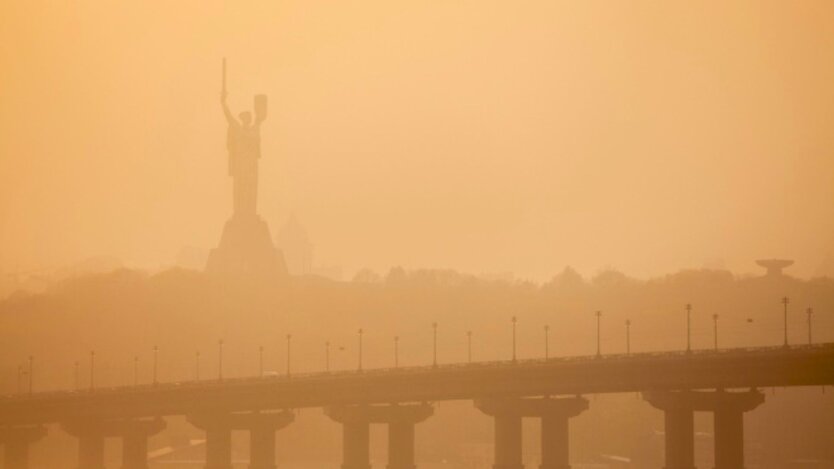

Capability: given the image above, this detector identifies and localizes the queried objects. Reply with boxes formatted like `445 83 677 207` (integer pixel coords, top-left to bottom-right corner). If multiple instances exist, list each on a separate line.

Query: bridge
0 343 832 469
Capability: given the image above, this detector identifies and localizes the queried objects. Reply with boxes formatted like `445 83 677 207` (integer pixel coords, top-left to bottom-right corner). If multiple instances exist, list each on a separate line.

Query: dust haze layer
2 1 834 280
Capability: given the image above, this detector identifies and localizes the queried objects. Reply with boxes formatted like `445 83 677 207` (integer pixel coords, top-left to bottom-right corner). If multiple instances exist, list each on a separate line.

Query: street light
90 351 96 391
544 325 550 360
286 334 292 378
28 355 33 395
218 340 224 381
325 341 330 372
432 322 438 368
781 296 790 347
394 336 399 368
712 314 719 351
259 346 264 378
685 304 692 353
511 316 517 362
153 345 158 385
807 307 813 345
358 329 364 372
595 311 602 358
467 331 472 363
625 320 631 355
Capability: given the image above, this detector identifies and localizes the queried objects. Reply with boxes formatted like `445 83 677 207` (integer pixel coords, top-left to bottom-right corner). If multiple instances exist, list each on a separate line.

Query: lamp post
467 331 472 363
153 345 158 385
511 316 517 362
325 341 330 372
595 311 602 358
712 314 719 351
259 346 264 378
625 320 631 355
218 340 224 381
28 355 33 395
394 336 399 368
90 351 95 391
685 304 692 353
358 329 364 372
544 325 550 359
432 322 438 368
806 307 813 345
286 334 292 378
782 296 790 347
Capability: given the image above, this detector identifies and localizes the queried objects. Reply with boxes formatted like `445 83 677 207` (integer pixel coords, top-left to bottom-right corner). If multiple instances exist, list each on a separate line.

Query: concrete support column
205 425 232 469
539 398 588 469
77 433 106 469
664 407 696 469
0 426 47 469
644 389 764 469
477 397 588 469
327 403 433 469
122 432 148 469
190 411 295 469
250 425 276 469
540 415 569 469
188 414 233 469
386 405 432 469
62 421 106 469
644 392 697 469
246 412 294 469
119 419 166 469
713 409 743 469
342 420 371 469
387 421 415 469
712 390 763 469
493 414 523 469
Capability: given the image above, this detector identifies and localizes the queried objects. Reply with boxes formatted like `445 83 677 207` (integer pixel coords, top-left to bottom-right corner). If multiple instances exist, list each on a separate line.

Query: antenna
222 58 227 95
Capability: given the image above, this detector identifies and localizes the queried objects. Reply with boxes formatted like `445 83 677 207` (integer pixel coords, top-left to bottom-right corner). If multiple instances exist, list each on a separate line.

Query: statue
206 59 288 279
221 79 266 216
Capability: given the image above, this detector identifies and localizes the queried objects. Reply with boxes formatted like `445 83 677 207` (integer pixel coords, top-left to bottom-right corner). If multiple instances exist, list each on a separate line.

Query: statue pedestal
206 213 288 279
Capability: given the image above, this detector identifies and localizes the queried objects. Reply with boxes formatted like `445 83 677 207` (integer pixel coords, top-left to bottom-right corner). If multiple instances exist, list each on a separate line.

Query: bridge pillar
327 403 434 469
0 426 47 469
62 421 107 469
476 397 588 469
385 405 433 469
189 411 295 469
64 418 166 469
188 413 234 469
117 419 166 469
712 390 764 469
240 411 294 469
644 389 764 469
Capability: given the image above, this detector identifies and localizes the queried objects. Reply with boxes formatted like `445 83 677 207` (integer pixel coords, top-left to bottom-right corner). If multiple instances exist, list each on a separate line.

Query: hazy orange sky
1 1 833 280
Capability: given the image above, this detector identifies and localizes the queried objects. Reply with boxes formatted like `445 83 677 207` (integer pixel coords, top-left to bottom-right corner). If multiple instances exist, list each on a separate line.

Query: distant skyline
2 2 833 281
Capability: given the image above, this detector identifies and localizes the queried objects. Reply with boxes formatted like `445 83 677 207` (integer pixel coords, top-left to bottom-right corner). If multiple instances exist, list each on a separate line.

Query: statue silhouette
206 59 287 279
222 91 266 216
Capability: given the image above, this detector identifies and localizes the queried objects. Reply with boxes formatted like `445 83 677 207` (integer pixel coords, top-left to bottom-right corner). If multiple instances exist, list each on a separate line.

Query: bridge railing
2 342 832 402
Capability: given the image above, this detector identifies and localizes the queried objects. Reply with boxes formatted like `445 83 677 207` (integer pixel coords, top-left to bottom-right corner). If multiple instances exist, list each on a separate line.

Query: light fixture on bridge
781 297 790 347
432 322 438 368
625 320 631 355
595 311 602 358
358 328 364 372
685 304 693 353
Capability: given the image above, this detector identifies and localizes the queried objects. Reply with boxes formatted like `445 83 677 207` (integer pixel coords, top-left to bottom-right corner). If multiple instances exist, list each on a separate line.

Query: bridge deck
0 344 832 425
